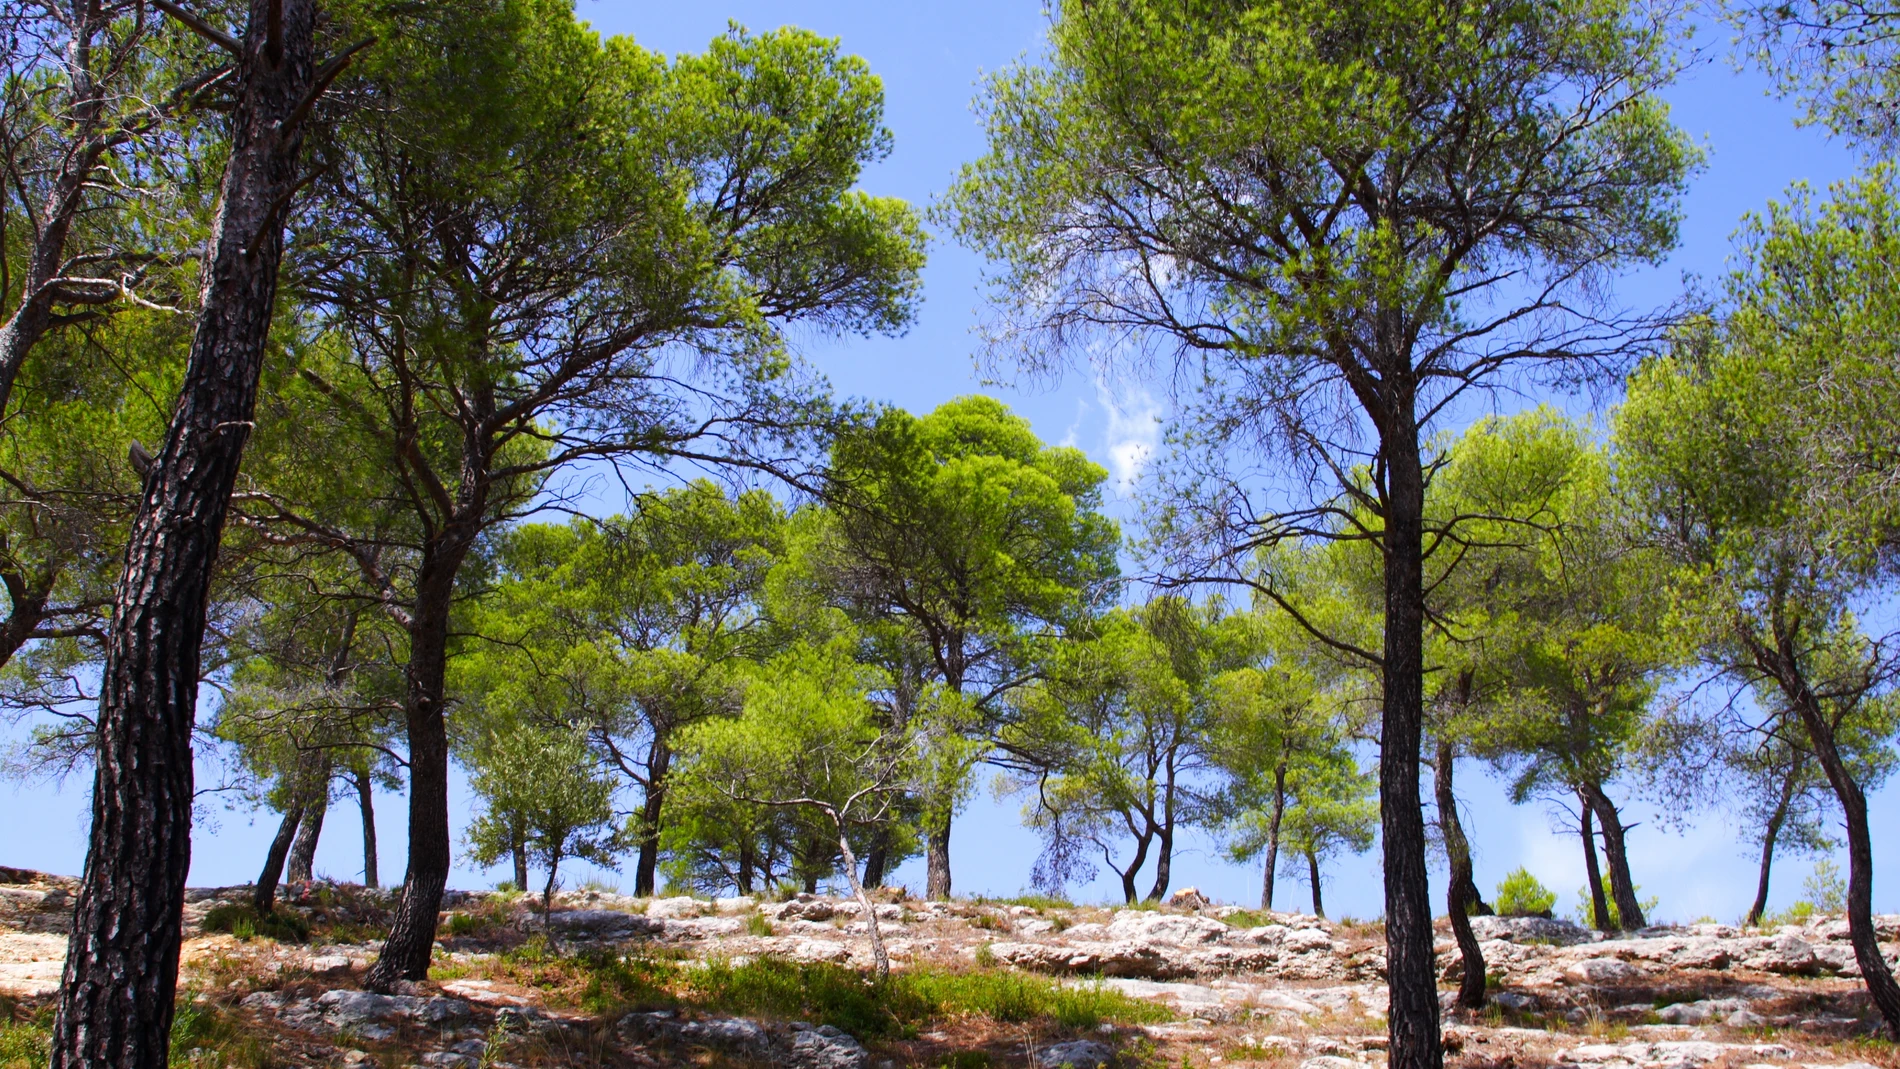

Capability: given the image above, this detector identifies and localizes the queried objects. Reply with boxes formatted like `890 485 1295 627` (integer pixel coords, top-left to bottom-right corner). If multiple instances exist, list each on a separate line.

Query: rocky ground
2 865 1897 1069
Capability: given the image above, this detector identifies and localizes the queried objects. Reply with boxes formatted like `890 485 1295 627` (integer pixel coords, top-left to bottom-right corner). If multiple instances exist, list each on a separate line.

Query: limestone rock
1039 1039 1115 1068
1470 916 1595 946
1565 958 1643 984
1168 887 1211 910
645 896 708 919
1656 999 1748 1025
786 1023 868 1069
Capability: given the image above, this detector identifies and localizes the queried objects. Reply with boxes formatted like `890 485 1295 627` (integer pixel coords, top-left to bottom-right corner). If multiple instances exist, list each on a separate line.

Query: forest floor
3 866 1898 1069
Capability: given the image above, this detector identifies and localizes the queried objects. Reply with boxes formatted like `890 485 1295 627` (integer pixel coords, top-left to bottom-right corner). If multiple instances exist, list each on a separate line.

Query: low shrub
744 912 774 937
168 995 272 1069
1571 878 1659 929
1494 868 1557 918
201 904 310 943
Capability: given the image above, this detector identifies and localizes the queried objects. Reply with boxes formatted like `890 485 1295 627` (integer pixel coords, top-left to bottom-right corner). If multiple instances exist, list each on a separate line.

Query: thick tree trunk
925 820 952 900
365 550 471 991
254 805 304 916
1582 782 1645 929
1747 758 1799 927
633 737 670 897
1307 848 1324 918
1378 429 1439 1069
737 840 755 896
50 8 320 1068
1261 764 1287 910
354 767 379 888
1580 800 1610 930
1761 632 1900 1038
286 776 328 883
511 834 528 894
860 826 890 889
1434 741 1485 1009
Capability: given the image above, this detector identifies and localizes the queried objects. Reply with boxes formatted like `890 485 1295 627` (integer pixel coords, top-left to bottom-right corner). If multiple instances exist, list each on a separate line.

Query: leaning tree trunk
1306 848 1325 918
1435 739 1485 1010
365 542 477 991
1147 782 1177 903
1378 427 1440 1069
354 766 379 888
1763 633 1900 1038
1747 756 1800 927
832 822 890 981
286 772 329 883
1261 764 1287 910
1582 782 1645 929
1579 798 1610 930
50 7 320 1068
254 805 305 916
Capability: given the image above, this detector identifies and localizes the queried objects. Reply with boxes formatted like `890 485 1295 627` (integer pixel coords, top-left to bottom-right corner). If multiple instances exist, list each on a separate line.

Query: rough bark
1435 740 1485 1010
1582 781 1645 929
1578 800 1610 929
924 821 952 901
253 805 304 916
1747 757 1800 927
365 543 475 990
286 775 328 883
511 835 528 894
632 737 670 897
1756 631 1900 1038
50 6 321 1067
1306 848 1324 918
353 766 378 888
1261 764 1287 910
1377 429 1440 1069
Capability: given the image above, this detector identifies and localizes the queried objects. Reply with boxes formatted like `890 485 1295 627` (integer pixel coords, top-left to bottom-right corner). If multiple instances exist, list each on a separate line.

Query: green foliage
167 996 271 1069
200 904 311 943
1804 859 1847 914
1573 878 1658 929
745 912 775 937
1495 868 1559 918
464 724 623 904
681 958 1170 1039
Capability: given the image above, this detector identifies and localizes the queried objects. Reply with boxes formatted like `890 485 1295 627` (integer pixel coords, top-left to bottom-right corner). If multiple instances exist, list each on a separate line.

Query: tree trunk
1580 795 1610 930
1307 848 1324 918
737 840 756 896
51 8 321 1067
365 548 472 991
925 820 952 901
354 766 378 888
1377 428 1439 1069
286 775 328 883
861 826 890 889
511 832 528 894
1747 757 1799 927
633 737 670 897
253 805 304 916
1434 740 1485 1010
833 822 890 981
1582 782 1645 929
1117 827 1153 905
1261 763 1287 910
1146 822 1174 903
1761 632 1900 1038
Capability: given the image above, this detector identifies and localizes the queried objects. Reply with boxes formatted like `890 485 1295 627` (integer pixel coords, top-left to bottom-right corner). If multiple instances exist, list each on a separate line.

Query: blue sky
6 1 1892 922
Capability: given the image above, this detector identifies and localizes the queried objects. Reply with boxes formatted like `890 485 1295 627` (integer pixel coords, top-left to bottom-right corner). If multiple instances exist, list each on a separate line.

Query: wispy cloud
1094 376 1162 495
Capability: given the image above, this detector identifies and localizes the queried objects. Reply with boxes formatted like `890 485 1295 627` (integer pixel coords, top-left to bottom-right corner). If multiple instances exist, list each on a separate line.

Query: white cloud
1094 376 1162 495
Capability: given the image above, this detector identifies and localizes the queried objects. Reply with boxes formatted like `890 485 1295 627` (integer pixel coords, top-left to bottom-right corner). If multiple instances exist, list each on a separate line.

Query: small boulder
1040 1039 1115 1069
1167 887 1211 910
787 1023 868 1069
1564 958 1642 984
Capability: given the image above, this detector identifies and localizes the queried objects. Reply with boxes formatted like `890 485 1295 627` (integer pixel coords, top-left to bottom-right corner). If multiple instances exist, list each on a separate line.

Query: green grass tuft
201 904 310 943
